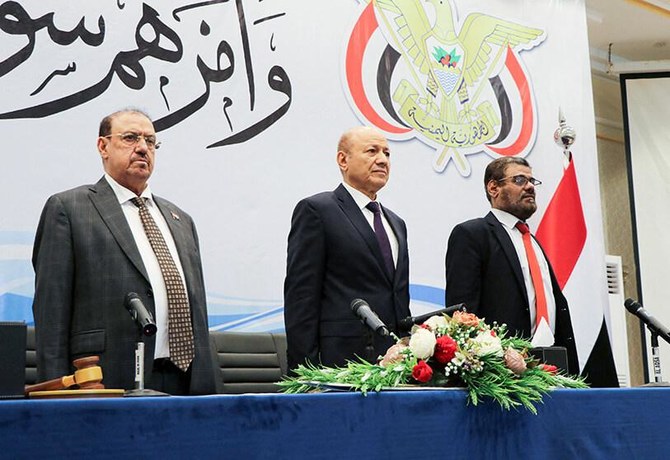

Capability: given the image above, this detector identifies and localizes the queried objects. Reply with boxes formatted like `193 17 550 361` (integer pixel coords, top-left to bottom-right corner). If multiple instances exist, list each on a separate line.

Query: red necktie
515 222 548 329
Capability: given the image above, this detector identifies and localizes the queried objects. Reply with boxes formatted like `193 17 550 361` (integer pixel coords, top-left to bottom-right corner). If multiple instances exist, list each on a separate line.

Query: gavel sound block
24 356 104 395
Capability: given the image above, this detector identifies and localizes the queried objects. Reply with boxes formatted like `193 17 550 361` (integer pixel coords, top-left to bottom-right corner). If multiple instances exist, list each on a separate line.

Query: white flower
472 330 503 357
451 351 467 366
423 315 448 331
409 328 436 360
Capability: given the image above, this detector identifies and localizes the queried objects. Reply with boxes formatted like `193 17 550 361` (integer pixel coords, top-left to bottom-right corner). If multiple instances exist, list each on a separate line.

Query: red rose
412 360 433 383
433 335 458 364
540 364 558 375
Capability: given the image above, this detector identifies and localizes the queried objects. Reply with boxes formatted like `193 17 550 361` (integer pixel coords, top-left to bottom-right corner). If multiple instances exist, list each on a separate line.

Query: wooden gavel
25 356 104 395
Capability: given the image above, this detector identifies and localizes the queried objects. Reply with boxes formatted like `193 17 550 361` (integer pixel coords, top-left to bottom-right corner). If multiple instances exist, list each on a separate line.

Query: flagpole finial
553 107 576 160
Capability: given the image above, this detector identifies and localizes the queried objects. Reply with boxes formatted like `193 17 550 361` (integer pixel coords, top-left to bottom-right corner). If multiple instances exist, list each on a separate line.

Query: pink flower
504 348 527 375
434 335 458 364
412 360 433 383
452 311 480 328
379 343 409 367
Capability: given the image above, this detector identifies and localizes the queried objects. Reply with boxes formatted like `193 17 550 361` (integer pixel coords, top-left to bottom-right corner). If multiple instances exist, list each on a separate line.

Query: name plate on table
0 322 27 399
531 346 569 374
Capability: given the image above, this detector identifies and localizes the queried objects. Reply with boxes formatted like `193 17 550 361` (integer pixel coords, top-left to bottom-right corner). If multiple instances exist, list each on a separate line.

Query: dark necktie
131 197 194 371
515 221 548 330
366 201 395 277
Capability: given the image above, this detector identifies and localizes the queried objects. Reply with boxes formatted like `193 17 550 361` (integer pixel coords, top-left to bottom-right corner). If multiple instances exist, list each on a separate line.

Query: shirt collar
341 181 382 211
490 208 524 230
104 174 153 205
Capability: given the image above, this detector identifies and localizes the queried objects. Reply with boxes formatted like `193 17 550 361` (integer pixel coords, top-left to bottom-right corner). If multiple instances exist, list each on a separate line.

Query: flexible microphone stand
625 299 670 386
364 327 376 364
398 303 466 331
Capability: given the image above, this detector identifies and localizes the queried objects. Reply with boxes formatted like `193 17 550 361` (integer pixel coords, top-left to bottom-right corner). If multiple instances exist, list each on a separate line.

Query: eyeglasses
496 175 542 187
103 132 161 150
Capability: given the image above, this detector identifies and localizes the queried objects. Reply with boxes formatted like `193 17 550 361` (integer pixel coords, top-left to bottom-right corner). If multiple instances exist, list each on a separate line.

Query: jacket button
146 290 153 298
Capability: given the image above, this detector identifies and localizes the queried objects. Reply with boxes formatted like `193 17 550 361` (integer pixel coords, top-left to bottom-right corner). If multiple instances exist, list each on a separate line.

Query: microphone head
350 298 367 313
398 315 415 331
142 323 158 337
624 298 640 313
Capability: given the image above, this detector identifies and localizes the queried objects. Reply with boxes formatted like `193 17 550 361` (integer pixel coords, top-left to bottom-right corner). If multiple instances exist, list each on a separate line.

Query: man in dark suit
284 126 410 371
445 157 579 374
32 109 216 394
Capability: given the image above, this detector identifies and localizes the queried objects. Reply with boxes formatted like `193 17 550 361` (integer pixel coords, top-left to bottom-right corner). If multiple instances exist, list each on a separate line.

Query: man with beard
445 157 578 374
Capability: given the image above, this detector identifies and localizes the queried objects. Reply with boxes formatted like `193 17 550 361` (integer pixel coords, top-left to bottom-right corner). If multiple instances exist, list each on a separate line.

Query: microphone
124 292 158 337
398 303 467 331
350 299 390 337
625 298 670 344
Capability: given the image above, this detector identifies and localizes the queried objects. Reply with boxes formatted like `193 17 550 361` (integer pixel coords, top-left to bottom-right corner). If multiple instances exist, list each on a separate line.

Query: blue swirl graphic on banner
0 231 35 324
1 229 446 332
207 284 445 332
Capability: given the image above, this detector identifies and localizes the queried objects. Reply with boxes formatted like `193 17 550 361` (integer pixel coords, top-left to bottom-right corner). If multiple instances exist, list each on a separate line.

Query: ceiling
586 0 670 73
585 0 670 132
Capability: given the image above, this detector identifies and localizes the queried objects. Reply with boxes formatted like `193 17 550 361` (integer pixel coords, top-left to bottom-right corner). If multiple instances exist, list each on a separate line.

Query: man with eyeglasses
32 109 216 395
445 156 578 374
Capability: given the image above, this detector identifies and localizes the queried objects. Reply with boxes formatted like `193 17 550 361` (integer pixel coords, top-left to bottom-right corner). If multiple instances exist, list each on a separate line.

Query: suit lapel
88 177 149 282
384 207 406 284
155 197 184 240
485 212 528 303
154 197 192 282
334 185 393 284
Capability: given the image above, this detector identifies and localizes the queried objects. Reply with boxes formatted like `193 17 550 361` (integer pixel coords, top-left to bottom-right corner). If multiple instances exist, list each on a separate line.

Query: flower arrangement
279 311 587 413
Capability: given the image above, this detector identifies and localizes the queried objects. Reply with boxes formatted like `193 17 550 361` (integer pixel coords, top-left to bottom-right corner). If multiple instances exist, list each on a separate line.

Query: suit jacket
284 184 410 370
445 211 579 374
32 177 216 394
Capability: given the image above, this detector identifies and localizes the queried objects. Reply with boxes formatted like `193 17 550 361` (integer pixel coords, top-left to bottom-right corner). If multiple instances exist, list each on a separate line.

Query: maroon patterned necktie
131 197 194 371
366 201 395 276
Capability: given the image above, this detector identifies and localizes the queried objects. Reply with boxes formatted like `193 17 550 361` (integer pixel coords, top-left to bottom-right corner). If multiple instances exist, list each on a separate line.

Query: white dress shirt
342 182 399 267
105 174 188 359
490 208 556 340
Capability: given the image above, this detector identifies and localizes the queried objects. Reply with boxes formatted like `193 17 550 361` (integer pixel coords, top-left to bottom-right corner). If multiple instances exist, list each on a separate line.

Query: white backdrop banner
0 0 608 370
